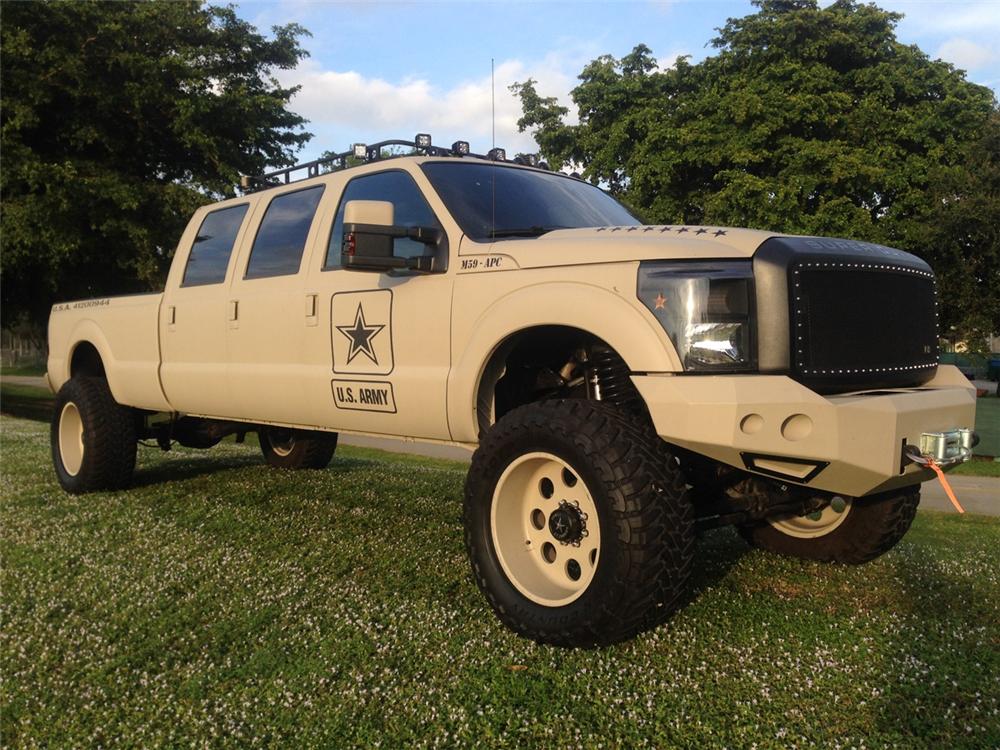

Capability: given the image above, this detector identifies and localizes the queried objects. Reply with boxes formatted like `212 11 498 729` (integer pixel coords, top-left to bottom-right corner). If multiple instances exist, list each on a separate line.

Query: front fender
447 277 681 443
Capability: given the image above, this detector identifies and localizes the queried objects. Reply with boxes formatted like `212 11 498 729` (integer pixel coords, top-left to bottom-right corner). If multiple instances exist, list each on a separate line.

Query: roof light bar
240 136 545 193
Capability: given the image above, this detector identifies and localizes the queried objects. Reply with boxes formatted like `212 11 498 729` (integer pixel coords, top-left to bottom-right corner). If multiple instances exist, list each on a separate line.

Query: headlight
638 261 756 372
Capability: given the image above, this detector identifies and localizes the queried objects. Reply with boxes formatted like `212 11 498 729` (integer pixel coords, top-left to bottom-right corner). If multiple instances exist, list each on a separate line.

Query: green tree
514 0 999 344
1 1 311 330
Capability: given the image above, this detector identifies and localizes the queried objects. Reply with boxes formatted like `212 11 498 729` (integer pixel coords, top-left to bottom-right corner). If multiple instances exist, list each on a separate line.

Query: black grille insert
791 261 938 390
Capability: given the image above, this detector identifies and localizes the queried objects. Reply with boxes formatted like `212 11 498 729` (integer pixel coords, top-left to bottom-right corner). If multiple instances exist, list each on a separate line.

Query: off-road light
415 133 432 149
487 147 506 161
524 153 539 167
451 140 470 155
352 143 367 160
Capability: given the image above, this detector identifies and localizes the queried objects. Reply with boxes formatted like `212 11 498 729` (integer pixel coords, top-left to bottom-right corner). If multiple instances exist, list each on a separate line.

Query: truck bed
47 293 171 412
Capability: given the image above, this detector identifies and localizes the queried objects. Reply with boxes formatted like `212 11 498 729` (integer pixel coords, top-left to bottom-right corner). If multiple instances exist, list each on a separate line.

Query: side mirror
341 199 443 273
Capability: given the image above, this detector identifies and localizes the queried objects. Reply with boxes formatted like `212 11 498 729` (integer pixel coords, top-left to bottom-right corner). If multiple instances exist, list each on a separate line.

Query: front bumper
632 365 976 497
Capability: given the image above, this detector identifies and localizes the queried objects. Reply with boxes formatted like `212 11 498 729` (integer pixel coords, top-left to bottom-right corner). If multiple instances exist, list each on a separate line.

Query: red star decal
654 292 667 310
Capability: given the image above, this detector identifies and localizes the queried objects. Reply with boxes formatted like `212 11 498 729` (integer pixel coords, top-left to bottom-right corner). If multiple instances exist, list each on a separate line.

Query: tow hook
903 440 970 514
907 428 977 468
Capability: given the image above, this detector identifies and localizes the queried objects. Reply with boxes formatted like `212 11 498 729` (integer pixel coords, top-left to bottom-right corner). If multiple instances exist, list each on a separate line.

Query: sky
236 0 1000 164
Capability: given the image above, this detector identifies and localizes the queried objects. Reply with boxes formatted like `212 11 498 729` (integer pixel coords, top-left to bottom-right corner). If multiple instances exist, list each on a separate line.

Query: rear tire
740 487 920 564
464 400 695 647
259 427 337 469
51 376 136 494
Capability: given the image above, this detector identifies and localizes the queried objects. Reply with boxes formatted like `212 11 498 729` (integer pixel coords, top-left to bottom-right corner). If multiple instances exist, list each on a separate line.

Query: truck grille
790 260 938 390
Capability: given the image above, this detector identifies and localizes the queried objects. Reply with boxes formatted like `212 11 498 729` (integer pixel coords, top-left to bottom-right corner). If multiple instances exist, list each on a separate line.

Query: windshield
420 162 639 241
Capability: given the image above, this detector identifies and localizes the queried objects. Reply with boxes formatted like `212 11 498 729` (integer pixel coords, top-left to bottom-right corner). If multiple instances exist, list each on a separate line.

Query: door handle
167 305 176 327
305 293 318 326
228 299 239 329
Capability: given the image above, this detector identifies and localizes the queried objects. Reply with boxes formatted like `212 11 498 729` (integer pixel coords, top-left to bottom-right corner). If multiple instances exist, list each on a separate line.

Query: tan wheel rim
769 496 853 539
490 452 601 607
59 402 84 476
267 430 296 457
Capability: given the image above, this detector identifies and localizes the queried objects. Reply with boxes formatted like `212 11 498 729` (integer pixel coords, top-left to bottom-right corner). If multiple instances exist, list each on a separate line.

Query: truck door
160 200 256 417
224 183 327 426
300 168 454 440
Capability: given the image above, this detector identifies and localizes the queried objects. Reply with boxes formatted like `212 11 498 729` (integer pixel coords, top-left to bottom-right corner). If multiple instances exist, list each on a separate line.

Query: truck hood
467 225 778 269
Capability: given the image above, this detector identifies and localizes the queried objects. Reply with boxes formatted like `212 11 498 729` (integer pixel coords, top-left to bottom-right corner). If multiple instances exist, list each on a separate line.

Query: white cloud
277 55 578 160
648 0 677 14
935 37 998 70
654 49 691 70
881 0 1000 34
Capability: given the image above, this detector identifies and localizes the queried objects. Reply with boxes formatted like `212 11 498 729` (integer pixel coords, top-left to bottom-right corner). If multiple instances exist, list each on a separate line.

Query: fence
0 331 46 368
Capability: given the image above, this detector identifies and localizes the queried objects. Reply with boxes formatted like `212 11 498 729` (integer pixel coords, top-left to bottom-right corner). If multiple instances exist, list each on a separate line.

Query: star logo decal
676 226 689 233
695 228 708 235
336 303 385 365
654 292 667 310
713 229 727 237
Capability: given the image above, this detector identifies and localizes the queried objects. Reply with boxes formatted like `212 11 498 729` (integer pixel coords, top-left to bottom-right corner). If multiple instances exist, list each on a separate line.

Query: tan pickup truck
47 137 977 646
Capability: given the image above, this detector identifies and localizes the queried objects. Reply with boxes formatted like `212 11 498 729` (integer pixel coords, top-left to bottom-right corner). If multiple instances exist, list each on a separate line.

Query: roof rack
238 134 546 193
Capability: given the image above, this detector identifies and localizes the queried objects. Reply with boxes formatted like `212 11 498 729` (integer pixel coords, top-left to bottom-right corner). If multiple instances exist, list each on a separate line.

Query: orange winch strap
927 459 966 514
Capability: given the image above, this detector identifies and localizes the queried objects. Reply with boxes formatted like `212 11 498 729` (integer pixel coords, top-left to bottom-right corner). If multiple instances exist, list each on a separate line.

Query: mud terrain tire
51 376 137 494
464 399 694 647
740 488 920 564
259 427 338 470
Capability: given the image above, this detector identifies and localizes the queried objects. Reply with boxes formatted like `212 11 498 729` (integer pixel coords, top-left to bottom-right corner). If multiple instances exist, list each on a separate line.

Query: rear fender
54 322 117 394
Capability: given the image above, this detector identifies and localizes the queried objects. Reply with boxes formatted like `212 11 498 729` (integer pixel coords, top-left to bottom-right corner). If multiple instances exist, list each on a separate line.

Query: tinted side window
245 186 324 279
181 204 249 287
325 171 440 269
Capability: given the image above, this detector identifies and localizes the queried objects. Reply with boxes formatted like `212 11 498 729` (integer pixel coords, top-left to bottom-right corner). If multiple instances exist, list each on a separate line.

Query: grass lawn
951 456 1000 478
0 383 54 423
2 415 998 748
0 363 46 377
971 396 1000 460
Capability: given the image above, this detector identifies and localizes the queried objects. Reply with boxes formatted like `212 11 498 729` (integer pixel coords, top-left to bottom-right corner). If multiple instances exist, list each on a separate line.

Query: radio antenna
491 57 496 151
491 57 496 240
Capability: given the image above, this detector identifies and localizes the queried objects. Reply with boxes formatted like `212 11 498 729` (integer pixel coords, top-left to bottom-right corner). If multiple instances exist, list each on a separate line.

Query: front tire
740 487 920 564
51 376 137 494
464 400 694 647
258 427 337 469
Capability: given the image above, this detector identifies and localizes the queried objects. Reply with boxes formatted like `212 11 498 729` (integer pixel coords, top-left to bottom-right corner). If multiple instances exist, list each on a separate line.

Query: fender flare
60 321 124 401
447 281 681 443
